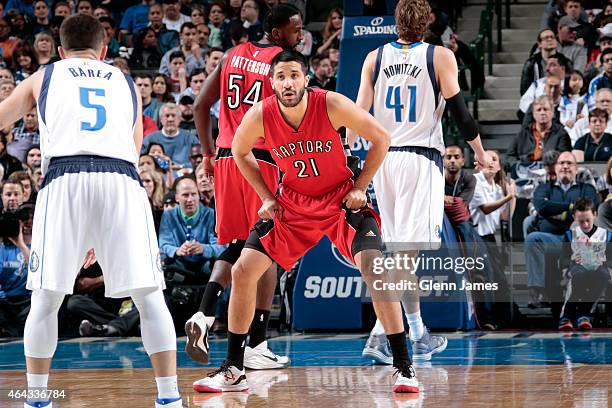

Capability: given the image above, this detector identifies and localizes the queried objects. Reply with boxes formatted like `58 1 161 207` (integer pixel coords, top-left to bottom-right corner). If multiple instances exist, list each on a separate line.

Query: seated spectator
53 2 71 18
558 197 611 331
0 18 19 64
76 0 93 16
142 3 179 55
136 74 163 124
67 257 141 337
8 171 35 203
509 95 572 163
204 47 224 75
587 48 612 109
31 0 50 35
0 134 22 180
129 27 163 70
0 194 32 337
160 22 205 77
93 5 111 20
153 74 176 103
556 15 588 72
0 79 15 103
573 108 612 162
7 107 38 163
166 51 188 96
12 42 39 84
190 4 206 27
519 53 568 116
297 28 313 57
584 23 612 85
309 52 336 91
119 0 153 36
7 9 30 41
159 177 226 276
521 29 560 95
570 88 612 144
99 17 120 60
24 144 40 171
524 151 600 307
317 8 342 55
195 162 214 208
222 0 263 49
139 153 173 188
162 0 191 33
140 168 166 234
444 145 475 229
196 22 211 50
559 0 597 50
559 69 587 129
178 94 195 132
141 103 200 167
33 31 58 67
180 68 205 100
208 1 227 49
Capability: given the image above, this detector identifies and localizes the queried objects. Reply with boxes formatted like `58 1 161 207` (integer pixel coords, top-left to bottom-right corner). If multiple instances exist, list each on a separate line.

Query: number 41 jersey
37 58 139 173
372 41 445 154
217 41 283 150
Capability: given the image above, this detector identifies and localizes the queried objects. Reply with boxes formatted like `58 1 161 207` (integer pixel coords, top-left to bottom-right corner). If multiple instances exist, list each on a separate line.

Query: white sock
370 319 386 336
155 375 180 400
406 311 425 341
27 373 48 402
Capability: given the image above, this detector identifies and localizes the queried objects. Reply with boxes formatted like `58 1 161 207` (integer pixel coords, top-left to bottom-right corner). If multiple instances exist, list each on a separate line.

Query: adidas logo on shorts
365 230 377 237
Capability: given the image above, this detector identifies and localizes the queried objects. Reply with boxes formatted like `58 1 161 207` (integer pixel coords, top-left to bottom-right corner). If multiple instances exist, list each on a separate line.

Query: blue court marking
1 332 612 370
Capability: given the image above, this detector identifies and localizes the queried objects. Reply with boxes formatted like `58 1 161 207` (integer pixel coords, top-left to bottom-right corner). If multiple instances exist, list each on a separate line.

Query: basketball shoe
362 333 393 365
392 362 419 393
185 312 215 364
244 341 290 369
154 396 183 407
24 402 52 407
412 330 447 361
193 363 249 393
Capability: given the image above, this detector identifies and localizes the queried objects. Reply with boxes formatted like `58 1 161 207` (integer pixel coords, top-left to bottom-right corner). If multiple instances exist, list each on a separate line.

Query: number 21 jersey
372 42 445 153
217 42 283 150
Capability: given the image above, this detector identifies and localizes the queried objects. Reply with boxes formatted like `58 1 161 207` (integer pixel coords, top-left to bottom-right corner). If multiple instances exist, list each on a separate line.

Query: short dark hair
271 49 308 74
98 16 116 29
206 47 224 58
189 68 205 82
589 107 609 122
445 144 464 157
263 4 301 34
180 22 196 33
542 150 560 167
310 52 330 69
548 52 570 71
573 197 595 214
134 73 153 82
60 14 105 52
169 50 185 62
601 47 612 60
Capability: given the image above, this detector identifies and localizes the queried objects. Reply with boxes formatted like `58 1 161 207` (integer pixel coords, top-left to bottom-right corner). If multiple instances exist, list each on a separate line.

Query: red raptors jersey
262 88 353 196
217 42 282 150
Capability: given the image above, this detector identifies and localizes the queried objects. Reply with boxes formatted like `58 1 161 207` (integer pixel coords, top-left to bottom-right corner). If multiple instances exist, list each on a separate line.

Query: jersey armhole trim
123 73 138 128
371 46 384 85
426 44 440 108
38 64 55 126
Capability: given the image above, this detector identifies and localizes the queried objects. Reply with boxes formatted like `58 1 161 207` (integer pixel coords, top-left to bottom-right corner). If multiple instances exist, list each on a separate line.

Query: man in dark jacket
520 28 559 96
525 151 600 307
508 95 572 163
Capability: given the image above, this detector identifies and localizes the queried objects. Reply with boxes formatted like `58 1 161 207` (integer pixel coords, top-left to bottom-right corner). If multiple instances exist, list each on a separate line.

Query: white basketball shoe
244 341 290 370
193 363 249 393
185 312 215 364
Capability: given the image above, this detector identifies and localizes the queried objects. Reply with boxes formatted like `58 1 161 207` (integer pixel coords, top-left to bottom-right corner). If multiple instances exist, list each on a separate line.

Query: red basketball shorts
214 148 279 245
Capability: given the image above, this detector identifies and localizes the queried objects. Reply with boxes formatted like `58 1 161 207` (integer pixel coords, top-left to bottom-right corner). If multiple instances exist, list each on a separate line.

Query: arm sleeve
445 93 479 142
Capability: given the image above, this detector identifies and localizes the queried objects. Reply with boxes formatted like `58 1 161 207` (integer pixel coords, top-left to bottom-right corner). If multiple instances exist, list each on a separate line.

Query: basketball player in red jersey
193 50 419 394
185 4 303 370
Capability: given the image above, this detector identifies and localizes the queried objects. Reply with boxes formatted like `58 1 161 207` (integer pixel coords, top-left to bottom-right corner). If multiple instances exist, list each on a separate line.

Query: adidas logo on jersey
365 230 377 237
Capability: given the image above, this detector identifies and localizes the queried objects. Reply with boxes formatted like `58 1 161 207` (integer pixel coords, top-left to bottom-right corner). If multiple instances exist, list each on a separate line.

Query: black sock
227 331 248 370
248 309 270 347
199 281 225 316
387 331 410 367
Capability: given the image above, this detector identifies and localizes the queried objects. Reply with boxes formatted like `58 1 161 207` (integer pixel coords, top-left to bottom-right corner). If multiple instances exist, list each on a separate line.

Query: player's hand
475 151 493 170
203 156 215 178
343 188 367 210
259 197 282 220
82 249 97 269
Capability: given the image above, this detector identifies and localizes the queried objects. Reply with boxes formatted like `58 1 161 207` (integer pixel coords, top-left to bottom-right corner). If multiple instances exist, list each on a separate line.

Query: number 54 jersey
37 58 139 173
217 41 283 149
372 41 445 154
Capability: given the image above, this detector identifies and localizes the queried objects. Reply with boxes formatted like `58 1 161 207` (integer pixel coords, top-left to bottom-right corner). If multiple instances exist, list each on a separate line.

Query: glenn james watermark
372 278 499 292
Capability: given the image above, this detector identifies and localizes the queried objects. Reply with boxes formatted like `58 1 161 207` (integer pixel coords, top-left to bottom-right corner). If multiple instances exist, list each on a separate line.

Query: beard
275 86 306 108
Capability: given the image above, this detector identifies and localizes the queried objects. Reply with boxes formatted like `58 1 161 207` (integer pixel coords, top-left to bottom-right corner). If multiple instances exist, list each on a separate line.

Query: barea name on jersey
68 67 113 80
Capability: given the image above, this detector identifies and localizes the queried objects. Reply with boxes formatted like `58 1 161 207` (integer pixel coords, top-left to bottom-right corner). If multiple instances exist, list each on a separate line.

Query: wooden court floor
1 365 611 407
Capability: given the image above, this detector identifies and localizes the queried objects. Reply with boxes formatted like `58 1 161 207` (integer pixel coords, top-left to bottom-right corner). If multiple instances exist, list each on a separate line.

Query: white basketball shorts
27 155 165 298
372 146 444 250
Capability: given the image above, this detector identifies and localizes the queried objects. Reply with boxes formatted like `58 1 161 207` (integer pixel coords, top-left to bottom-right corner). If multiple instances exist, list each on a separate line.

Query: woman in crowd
129 27 163 70
33 32 58 67
572 108 612 162
12 42 39 84
190 4 208 26
140 168 166 234
317 8 343 55
153 74 176 103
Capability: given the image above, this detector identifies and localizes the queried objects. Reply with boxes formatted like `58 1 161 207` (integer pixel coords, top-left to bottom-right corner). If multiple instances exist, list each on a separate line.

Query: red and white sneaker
185 312 215 364
392 363 419 393
193 363 248 393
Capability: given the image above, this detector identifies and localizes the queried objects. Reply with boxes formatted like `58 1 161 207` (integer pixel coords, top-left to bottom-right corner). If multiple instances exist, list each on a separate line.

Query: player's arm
327 91 390 193
0 71 40 130
345 50 377 145
435 46 491 168
231 102 274 200
132 84 144 154
194 54 226 170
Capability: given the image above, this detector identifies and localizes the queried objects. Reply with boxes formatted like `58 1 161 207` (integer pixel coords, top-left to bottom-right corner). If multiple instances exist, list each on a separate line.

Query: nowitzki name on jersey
382 63 423 79
229 55 271 75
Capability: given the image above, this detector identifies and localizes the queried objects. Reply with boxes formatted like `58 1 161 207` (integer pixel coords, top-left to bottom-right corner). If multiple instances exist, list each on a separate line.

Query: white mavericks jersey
372 41 445 153
37 58 139 173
